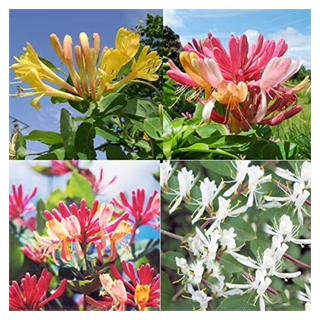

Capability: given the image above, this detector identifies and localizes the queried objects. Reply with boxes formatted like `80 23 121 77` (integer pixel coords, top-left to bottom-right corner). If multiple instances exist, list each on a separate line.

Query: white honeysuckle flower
160 161 175 190
195 227 220 261
187 284 212 311
205 197 247 234
226 269 272 311
246 165 272 207
264 182 310 224
231 248 301 280
275 161 311 189
188 234 205 257
223 160 251 197
169 167 195 214
191 179 224 224
220 228 237 253
297 281 311 311
189 260 205 285
176 257 190 275
264 215 311 245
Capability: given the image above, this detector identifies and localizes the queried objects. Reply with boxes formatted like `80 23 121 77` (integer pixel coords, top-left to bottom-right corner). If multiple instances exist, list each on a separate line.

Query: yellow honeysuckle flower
180 52 208 88
116 27 140 65
99 48 125 85
131 45 162 81
213 81 248 109
22 68 83 110
11 43 77 95
10 28 162 106
212 81 248 133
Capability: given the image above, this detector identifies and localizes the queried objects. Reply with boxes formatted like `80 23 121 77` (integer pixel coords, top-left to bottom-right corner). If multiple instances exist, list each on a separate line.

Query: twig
284 253 311 269
161 229 184 242
172 287 185 302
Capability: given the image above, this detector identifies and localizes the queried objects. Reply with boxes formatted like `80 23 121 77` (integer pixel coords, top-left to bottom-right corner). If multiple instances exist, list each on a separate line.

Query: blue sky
9 9 162 158
164 9 311 68
9 160 160 241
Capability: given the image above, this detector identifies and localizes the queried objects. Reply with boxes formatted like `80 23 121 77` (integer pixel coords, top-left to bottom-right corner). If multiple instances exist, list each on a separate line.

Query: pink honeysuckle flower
21 244 51 264
50 160 79 176
110 261 160 311
112 189 160 243
9 184 37 220
168 33 309 133
9 269 67 311
80 168 117 195
34 199 131 265
187 33 288 83
86 273 128 311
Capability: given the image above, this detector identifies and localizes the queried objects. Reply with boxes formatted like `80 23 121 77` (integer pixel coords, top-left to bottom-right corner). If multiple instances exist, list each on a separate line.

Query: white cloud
268 27 311 68
242 27 310 69
164 9 185 30
244 29 260 46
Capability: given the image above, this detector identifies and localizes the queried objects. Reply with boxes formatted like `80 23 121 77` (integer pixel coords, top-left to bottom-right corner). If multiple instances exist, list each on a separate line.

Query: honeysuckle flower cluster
9 184 37 231
34 200 131 265
10 28 162 109
87 261 160 311
168 33 310 133
228 214 310 311
263 162 311 223
161 160 311 311
9 269 67 311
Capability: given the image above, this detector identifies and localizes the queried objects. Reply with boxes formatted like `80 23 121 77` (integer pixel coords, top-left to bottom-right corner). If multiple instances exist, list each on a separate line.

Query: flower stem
284 253 311 269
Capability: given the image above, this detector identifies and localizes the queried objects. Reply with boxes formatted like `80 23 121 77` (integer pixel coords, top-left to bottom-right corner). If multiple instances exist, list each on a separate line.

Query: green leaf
9 231 24 282
96 127 120 142
34 147 65 160
46 188 65 211
197 123 228 138
216 293 259 311
60 108 78 159
250 233 270 259
21 130 63 145
135 140 151 151
68 99 90 114
31 165 53 176
144 117 162 140
122 98 159 119
75 122 97 159
98 93 126 115
105 145 129 160
66 173 95 207
67 275 101 294
161 251 185 269
39 57 59 70
168 299 197 311
36 198 47 234
161 271 174 310
200 160 234 177
262 141 297 160
220 253 244 274
222 216 256 242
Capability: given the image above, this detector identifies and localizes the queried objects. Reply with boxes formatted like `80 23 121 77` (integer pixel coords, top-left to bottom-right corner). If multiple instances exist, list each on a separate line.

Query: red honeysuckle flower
9 184 37 220
110 261 160 311
9 269 67 311
112 189 160 242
